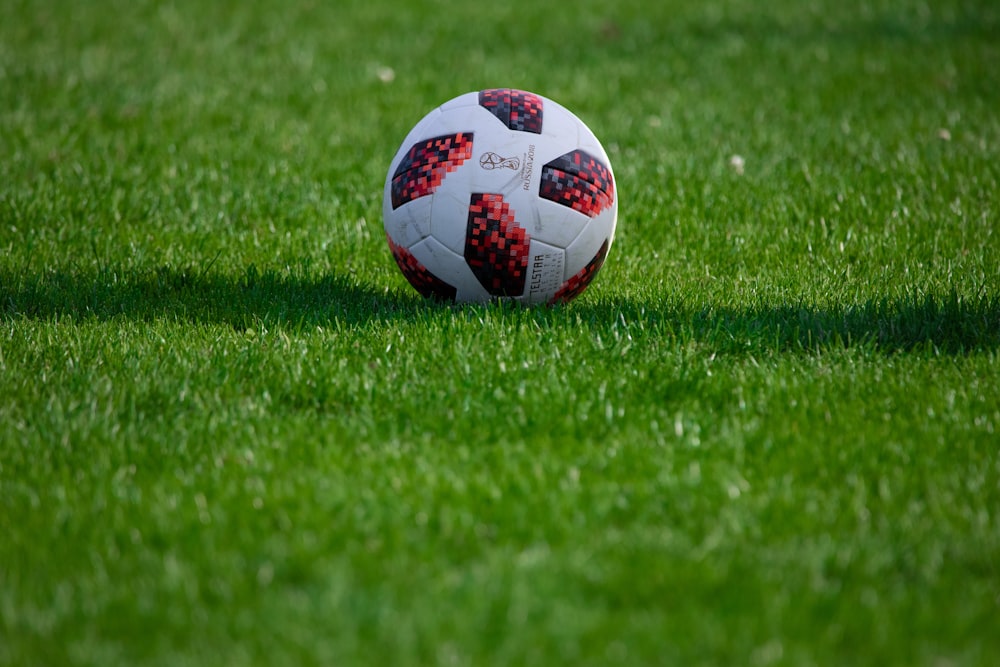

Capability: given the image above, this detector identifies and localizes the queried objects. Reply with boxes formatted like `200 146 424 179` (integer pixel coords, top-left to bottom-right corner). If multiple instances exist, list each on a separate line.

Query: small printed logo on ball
479 152 521 171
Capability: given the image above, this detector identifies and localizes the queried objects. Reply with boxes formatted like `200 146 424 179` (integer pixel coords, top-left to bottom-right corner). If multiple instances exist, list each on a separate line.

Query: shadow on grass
571 291 1000 355
1 264 419 330
2 265 998 354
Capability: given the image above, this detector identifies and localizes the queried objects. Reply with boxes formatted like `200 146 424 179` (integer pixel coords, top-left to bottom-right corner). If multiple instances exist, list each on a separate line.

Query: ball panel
384 194 434 247
464 193 530 297
478 88 544 134
386 234 458 301
429 185 474 255
390 132 474 209
538 149 615 218
532 99 583 149
550 238 609 305
531 199 589 250
564 207 616 274
409 236 490 303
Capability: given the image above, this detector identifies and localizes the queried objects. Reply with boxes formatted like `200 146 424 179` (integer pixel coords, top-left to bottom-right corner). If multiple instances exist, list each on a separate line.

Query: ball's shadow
3 264 997 354
2 264 420 329
568 292 1000 355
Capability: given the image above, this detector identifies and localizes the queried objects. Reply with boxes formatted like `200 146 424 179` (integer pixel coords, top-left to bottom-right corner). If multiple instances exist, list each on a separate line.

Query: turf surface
2 0 999 665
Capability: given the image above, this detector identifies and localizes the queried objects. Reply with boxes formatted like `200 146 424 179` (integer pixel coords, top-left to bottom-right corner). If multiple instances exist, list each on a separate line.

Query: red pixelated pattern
465 193 530 297
391 133 474 209
538 150 615 218
478 89 544 134
387 234 458 301
549 239 610 305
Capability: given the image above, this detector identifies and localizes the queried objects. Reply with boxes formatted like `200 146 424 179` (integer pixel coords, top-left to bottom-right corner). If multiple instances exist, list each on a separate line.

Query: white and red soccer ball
382 88 617 305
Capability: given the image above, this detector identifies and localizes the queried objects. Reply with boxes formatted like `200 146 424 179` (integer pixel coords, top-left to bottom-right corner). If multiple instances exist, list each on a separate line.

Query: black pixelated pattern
387 234 457 301
549 239 609 305
478 89 544 134
465 193 530 297
391 133 474 209
538 150 615 218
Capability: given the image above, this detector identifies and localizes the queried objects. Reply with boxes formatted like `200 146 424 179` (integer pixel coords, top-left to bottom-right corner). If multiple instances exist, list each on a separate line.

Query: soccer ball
383 88 617 305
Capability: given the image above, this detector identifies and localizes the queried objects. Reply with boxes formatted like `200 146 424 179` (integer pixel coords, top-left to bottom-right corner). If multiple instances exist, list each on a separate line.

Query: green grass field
2 0 999 664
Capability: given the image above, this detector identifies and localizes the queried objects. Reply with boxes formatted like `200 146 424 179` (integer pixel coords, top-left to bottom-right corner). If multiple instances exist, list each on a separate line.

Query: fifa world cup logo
479 152 521 171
